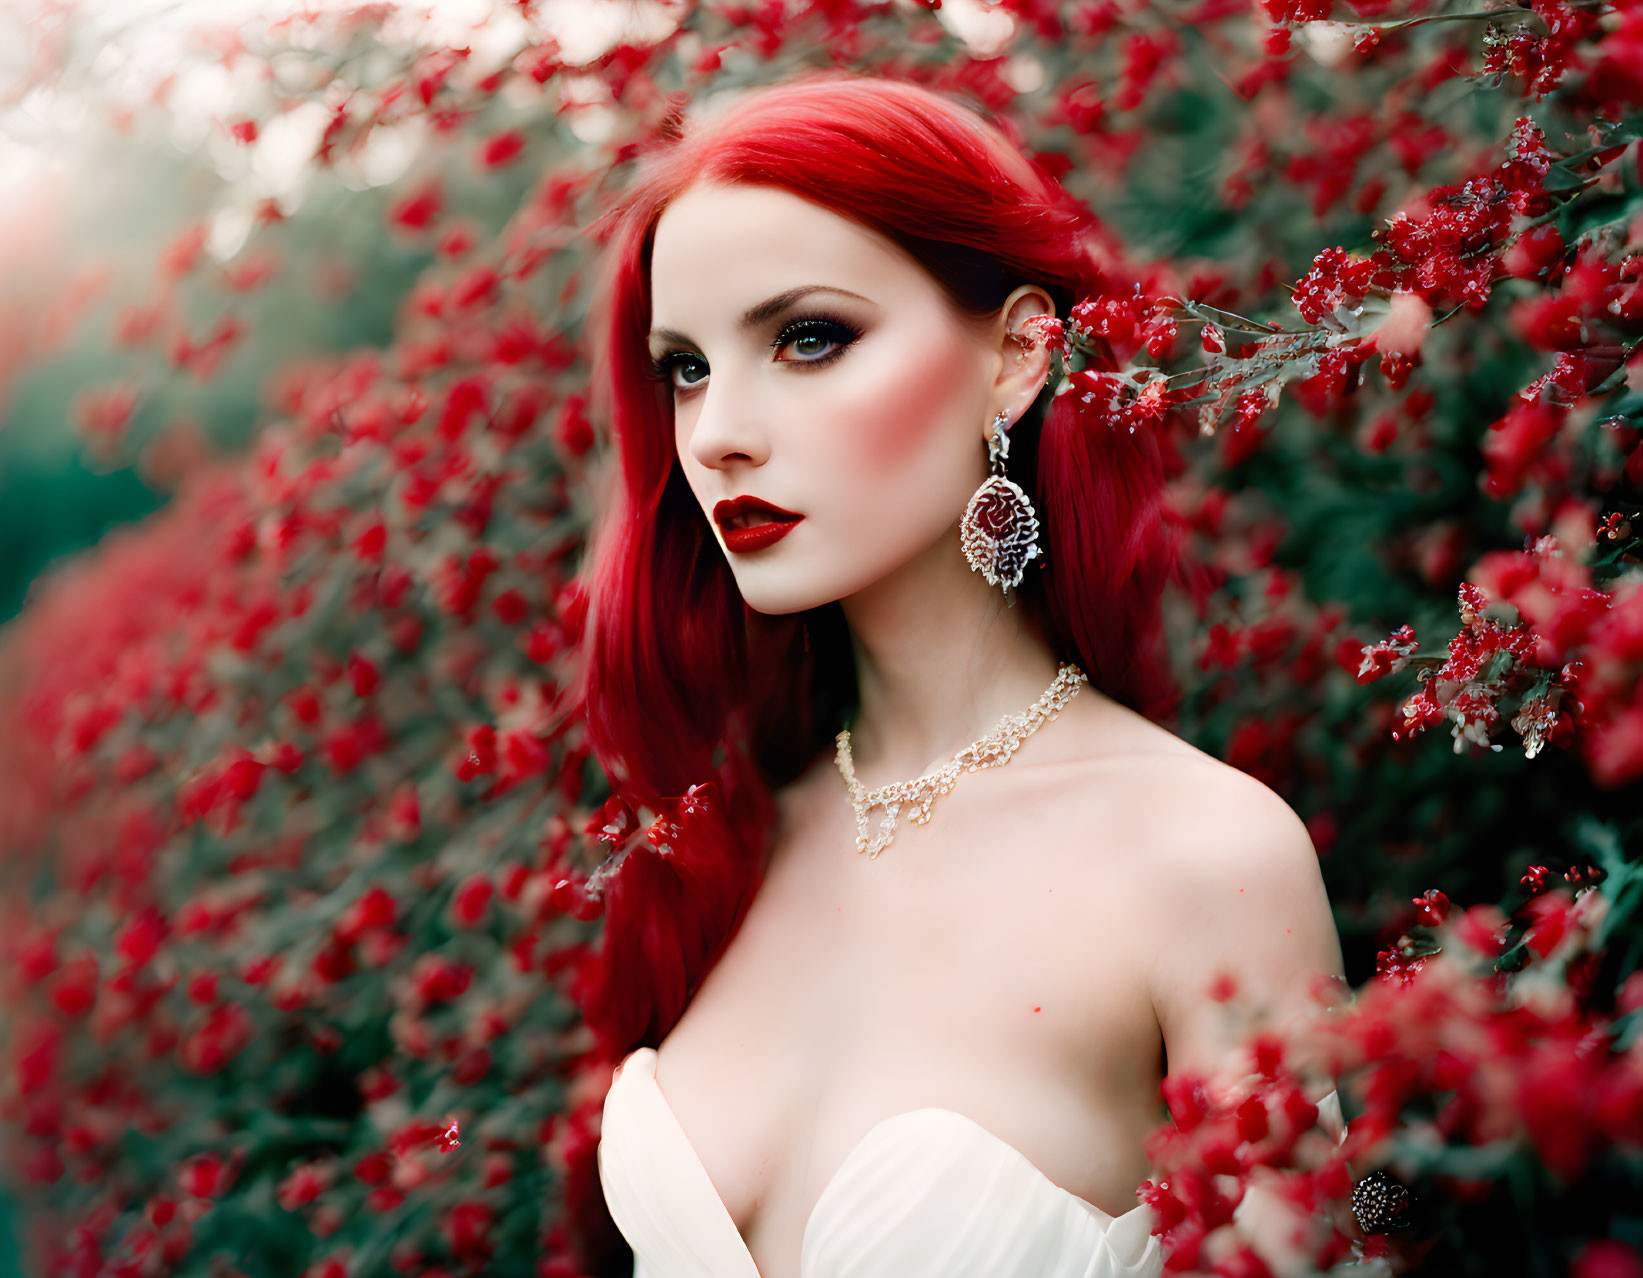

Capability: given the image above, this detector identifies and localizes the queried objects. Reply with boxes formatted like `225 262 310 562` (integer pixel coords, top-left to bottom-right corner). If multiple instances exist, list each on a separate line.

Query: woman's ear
990 284 1057 432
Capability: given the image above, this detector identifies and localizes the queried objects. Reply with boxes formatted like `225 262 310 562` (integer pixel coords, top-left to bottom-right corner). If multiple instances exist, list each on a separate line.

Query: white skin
648 179 1087 786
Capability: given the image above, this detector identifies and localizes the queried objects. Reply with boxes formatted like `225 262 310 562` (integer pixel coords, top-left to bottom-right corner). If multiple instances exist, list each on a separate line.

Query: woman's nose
684 380 771 472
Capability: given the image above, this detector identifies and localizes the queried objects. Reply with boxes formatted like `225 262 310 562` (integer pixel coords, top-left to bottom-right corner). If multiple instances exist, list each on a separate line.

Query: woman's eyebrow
648 284 874 348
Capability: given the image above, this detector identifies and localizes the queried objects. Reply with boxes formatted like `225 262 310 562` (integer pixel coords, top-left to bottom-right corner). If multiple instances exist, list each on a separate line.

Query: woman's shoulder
1048 714 1338 997
1050 691 1222 779
1051 702 1313 872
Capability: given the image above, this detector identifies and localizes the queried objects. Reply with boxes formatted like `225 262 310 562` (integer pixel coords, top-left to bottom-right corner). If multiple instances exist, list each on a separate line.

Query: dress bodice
596 1045 1168 1278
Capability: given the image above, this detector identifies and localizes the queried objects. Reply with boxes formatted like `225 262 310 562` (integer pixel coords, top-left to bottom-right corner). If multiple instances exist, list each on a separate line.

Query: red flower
1259 0 1330 20
453 1046 492 1084
409 955 473 1005
385 783 422 842
491 588 528 625
320 715 387 774
286 684 323 725
1161 1073 1211 1132
1453 903 1509 957
1356 624 1418 683
360 1066 401 1101
1412 888 1451 926
178 1152 230 1198
115 908 169 971
1518 1041 1600 1180
1233 1094 1269 1143
441 1200 497 1260
72 382 141 451
1571 1240 1643 1278
479 130 525 169
1523 890 1573 957
1502 224 1567 281
499 728 550 782
338 886 397 944
391 181 443 230
448 268 500 315
1376 948 1429 986
277 1163 331 1211
450 873 494 928
1519 864 1554 896
178 1001 252 1075
312 937 356 984
348 653 379 697
353 1151 391 1186
50 954 99 1017
438 221 476 258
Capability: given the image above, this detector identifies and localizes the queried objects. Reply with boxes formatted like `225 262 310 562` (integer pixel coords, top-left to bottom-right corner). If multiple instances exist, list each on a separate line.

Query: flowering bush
0 0 1640 1275
1143 843 1643 1275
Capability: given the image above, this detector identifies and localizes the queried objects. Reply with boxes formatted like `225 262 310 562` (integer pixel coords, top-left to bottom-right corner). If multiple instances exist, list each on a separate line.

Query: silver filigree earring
959 409 1042 603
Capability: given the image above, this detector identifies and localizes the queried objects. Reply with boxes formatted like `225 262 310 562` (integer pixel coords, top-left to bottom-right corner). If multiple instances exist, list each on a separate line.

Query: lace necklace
833 662 1088 859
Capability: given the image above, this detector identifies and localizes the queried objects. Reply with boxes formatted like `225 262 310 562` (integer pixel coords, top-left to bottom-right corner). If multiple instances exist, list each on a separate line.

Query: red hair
570 69 1183 1059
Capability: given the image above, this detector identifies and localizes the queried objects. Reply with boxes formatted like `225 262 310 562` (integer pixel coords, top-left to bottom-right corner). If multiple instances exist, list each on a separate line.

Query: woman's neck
837 532 1071 789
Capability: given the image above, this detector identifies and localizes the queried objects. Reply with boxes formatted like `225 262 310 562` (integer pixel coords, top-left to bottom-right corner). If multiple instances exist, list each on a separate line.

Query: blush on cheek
851 336 977 469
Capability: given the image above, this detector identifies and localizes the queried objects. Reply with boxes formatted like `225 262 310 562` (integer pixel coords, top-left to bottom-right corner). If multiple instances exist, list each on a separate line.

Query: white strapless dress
597 1045 1169 1278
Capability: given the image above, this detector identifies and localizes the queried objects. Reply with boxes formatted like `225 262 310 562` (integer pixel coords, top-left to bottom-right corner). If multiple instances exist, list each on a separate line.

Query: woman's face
646 181 1051 615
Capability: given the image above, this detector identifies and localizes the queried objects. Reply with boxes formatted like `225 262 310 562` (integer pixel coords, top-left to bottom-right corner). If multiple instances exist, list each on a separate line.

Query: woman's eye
670 356 708 389
649 316 859 395
773 317 859 364
649 353 707 391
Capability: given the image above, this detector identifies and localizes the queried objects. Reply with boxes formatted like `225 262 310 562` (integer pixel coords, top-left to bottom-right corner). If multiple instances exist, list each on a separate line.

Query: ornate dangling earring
959 409 1042 604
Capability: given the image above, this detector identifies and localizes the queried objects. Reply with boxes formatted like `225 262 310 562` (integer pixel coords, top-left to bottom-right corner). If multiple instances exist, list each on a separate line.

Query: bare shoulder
1054 707 1346 1067
1074 726 1330 930
1102 744 1315 871
1048 693 1310 859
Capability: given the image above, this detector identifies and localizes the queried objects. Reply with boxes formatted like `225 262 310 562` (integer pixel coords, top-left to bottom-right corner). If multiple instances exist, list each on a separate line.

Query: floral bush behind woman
0 0 1639 1275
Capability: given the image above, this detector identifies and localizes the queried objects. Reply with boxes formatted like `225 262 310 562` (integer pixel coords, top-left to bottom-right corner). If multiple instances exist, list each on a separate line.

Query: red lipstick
714 495 805 553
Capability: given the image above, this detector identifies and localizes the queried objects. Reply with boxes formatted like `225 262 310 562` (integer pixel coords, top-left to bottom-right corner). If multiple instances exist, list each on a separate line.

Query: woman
570 69 1348 1278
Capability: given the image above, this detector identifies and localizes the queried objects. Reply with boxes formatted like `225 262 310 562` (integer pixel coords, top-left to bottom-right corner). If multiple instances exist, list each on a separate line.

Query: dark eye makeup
645 310 863 392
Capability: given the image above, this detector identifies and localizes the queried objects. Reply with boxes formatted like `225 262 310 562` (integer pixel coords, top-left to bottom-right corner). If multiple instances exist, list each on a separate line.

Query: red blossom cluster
0 114 612 1265
1142 1058 1355 1276
1346 880 1643 1178
1067 291 1182 364
1291 118 1557 325
1352 579 1577 758
1353 623 1418 684
1355 522 1643 779
1473 537 1643 784
1160 114 1623 444
1023 294 1203 434
1143 871 1643 1276
1480 0 1602 99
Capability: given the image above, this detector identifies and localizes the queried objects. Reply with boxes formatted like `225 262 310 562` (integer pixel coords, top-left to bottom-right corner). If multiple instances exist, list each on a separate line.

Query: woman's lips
713 496 804 553
720 517 803 553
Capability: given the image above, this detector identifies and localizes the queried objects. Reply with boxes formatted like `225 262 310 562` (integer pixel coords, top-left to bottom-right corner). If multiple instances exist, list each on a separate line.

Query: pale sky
0 0 1020 270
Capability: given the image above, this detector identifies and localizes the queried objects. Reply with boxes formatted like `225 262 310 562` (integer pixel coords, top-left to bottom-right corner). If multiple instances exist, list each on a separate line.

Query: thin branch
1352 6 1545 29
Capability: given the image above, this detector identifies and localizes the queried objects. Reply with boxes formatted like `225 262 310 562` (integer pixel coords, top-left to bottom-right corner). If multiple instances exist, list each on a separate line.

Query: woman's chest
648 766 1168 1277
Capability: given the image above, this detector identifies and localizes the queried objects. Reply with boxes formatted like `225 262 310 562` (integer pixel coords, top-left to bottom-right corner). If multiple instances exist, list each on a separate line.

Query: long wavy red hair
570 67 1184 1061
